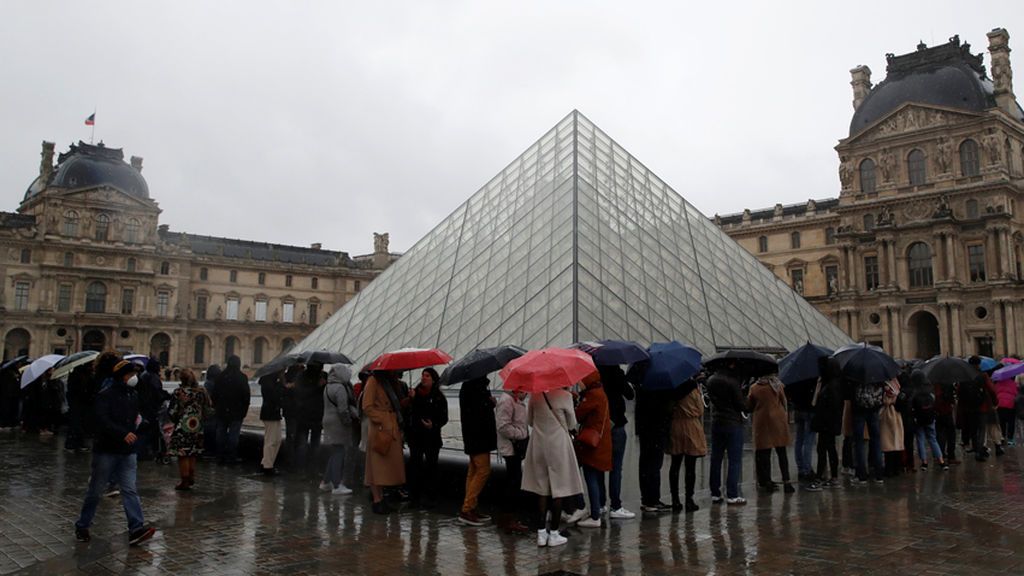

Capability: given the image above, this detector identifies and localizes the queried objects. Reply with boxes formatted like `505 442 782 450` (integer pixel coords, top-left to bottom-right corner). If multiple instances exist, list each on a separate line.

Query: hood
910 369 929 389
465 376 490 389
205 364 222 382
145 357 161 373
226 355 241 369
328 364 352 385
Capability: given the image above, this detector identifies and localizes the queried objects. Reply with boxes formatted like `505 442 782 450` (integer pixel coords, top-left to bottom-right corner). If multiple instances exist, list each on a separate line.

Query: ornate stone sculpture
215 305 223 320
880 149 897 182
374 232 390 254
839 156 855 189
983 132 1003 166
934 137 952 173
933 194 953 219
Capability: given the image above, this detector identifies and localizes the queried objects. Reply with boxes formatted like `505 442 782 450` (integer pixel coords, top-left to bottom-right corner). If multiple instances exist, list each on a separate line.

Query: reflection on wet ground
3 428 1024 575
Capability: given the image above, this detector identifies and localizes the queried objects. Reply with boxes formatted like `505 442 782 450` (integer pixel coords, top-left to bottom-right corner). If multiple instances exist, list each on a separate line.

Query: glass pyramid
295 111 850 364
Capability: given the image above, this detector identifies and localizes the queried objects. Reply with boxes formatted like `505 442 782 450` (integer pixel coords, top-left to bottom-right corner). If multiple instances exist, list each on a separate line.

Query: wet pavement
2 428 1024 575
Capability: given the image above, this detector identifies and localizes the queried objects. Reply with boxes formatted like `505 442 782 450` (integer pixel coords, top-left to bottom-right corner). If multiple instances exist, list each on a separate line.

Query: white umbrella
51 351 100 381
20 354 65 389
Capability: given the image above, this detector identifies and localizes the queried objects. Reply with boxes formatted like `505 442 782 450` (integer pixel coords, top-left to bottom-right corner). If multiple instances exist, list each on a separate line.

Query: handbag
371 425 391 456
577 411 606 448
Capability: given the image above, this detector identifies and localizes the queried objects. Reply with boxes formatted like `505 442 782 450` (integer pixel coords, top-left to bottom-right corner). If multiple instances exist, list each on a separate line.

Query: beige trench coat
666 387 708 457
748 378 791 450
521 389 584 498
361 375 405 487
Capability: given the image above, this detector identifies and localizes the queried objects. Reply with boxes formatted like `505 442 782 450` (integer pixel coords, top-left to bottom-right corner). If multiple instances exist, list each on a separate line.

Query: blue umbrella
978 356 1000 372
572 339 651 366
628 341 702 391
778 342 834 386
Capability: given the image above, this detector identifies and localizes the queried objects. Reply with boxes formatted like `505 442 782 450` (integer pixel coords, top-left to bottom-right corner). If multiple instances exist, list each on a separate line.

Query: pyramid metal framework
294 111 850 364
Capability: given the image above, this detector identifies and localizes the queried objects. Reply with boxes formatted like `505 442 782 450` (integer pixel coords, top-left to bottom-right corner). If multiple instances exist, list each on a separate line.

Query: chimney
988 28 1016 117
130 156 144 172
310 242 322 250
850 65 873 110
39 141 55 181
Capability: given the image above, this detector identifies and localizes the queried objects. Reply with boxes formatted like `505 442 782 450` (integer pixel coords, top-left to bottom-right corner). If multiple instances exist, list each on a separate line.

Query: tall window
757 236 768 253
311 277 319 289
790 231 801 249
282 302 295 323
863 213 875 231
968 244 987 282
14 281 29 310
125 218 140 243
64 252 74 267
864 256 879 291
308 303 319 325
160 261 170 275
908 149 927 185
94 213 110 241
194 336 207 365
285 274 293 287
85 281 107 313
255 300 268 322
156 291 170 317
825 227 836 245
121 288 135 315
859 159 877 193
966 199 979 219
908 242 934 288
126 258 136 273
226 297 239 320
229 270 238 283
960 139 980 177
254 338 266 365
196 295 208 320
790 269 804 294
58 283 72 312
64 210 80 236
20 249 31 264
224 337 239 362
199 267 208 281
258 272 266 285
354 280 361 292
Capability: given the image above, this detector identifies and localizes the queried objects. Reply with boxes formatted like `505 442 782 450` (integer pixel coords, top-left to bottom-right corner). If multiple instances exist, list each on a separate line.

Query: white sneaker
609 507 635 519
563 508 587 525
546 530 568 547
711 496 723 504
537 529 549 547
331 484 353 495
318 481 331 492
577 517 601 528
726 497 747 505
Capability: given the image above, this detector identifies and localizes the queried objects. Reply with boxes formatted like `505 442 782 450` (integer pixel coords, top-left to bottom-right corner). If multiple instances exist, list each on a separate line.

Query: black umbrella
704 349 778 378
832 343 900 385
919 356 980 386
299 350 353 365
440 345 528 385
1 355 30 372
778 342 834 386
572 340 651 366
253 353 302 378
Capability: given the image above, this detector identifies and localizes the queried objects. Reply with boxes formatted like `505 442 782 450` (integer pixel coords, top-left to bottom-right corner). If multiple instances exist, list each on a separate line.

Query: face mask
127 375 139 388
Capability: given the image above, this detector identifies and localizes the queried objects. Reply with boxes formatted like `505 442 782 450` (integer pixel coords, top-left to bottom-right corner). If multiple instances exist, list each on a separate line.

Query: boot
684 498 699 512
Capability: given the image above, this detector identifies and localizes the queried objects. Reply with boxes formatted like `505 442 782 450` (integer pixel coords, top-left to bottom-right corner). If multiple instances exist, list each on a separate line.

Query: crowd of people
2 347 1024 550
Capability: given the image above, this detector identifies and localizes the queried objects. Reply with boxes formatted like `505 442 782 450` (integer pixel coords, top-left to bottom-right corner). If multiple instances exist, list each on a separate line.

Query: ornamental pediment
58 186 158 212
845 103 983 146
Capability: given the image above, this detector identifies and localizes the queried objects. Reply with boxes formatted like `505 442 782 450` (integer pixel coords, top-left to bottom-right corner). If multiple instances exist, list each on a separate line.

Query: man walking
74 360 156 546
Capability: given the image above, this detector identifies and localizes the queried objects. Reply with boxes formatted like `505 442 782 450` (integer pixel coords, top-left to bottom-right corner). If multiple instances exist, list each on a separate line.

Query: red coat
574 384 612 472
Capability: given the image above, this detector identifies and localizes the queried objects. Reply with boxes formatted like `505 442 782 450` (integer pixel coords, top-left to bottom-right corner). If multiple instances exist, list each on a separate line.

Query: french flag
84 113 95 126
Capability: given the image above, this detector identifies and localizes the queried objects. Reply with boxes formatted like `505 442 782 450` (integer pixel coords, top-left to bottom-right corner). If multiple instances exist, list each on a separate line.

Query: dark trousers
816 434 839 479
754 447 790 486
216 418 243 462
902 417 916 468
709 423 744 499
502 454 526 514
998 408 1016 442
637 437 664 506
841 436 854 470
669 454 697 503
291 422 322 473
408 443 440 503
65 406 87 450
609 426 627 510
936 414 957 461
852 410 883 481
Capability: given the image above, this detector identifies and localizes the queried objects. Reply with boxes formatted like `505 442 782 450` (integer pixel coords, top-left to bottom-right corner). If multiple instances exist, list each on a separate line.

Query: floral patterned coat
169 386 211 456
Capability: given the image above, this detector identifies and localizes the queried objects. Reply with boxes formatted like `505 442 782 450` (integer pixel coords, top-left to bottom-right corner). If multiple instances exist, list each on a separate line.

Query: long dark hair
419 368 443 397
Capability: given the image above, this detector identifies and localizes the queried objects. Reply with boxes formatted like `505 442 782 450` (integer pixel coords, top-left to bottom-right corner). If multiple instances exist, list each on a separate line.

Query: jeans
76 452 144 532
852 410 883 480
998 408 1016 442
292 421 322 473
936 414 957 461
915 422 943 464
462 453 491 514
582 465 606 520
793 411 816 477
709 423 744 499
408 443 440 503
609 426 627 510
816 434 838 479
638 437 664 505
322 444 348 488
216 418 243 462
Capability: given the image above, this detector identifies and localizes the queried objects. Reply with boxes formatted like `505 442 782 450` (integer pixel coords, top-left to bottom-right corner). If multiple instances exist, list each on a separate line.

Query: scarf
380 378 404 427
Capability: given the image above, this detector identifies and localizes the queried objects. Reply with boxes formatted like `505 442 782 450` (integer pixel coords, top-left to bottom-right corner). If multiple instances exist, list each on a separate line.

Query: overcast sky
1 1 1020 255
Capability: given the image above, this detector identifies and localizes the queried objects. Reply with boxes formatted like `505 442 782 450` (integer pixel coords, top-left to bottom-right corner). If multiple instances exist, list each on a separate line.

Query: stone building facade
1 140 397 370
718 29 1024 359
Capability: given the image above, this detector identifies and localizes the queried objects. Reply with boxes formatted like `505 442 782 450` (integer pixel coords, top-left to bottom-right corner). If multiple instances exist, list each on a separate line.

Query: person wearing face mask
74 360 156 547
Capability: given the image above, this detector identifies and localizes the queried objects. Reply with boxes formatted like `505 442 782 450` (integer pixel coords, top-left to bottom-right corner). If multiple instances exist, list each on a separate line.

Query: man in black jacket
457 377 496 526
211 355 250 465
600 366 636 519
74 360 156 546
706 362 747 505
259 369 286 474
136 358 167 461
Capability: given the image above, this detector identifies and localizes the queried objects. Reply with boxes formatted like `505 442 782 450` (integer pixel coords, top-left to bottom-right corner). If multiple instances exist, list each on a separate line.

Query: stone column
850 310 861 341
840 246 850 290
933 233 947 281
991 228 1003 278
1006 301 1018 355
891 307 904 358
994 302 1007 357
888 241 899 289
878 240 889 287
951 304 963 356
946 233 957 282
1001 228 1013 279
938 305 950 355
882 307 893 352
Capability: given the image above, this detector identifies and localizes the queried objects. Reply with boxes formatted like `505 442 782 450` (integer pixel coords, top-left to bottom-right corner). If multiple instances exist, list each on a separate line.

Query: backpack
911 392 936 426
960 378 987 408
854 382 884 411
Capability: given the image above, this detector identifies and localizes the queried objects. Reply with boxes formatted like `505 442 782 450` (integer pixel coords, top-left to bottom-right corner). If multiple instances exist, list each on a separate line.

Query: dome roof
24 141 149 201
849 36 1024 137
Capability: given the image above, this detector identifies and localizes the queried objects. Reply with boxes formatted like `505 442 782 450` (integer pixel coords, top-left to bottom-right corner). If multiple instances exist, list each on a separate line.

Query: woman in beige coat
878 378 904 476
748 375 793 492
361 371 405 515
522 388 583 548
666 380 707 512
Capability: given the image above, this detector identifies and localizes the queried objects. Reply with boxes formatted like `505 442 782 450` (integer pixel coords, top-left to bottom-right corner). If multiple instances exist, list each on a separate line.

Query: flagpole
90 107 96 144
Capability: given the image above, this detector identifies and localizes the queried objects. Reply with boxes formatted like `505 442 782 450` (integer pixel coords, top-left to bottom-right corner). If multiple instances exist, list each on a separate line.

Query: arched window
281 338 295 353
254 337 268 364
960 139 980 177
85 281 107 313
94 213 110 241
907 242 934 288
194 335 209 365
825 227 836 245
966 199 979 219
863 213 875 231
859 159 877 193
758 236 768 253
224 336 240 362
63 210 80 237
125 218 140 243
790 231 801 249
908 149 927 185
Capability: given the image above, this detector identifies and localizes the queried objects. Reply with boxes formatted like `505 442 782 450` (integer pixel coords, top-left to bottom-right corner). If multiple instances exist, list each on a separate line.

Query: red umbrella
500 348 597 393
367 348 452 371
